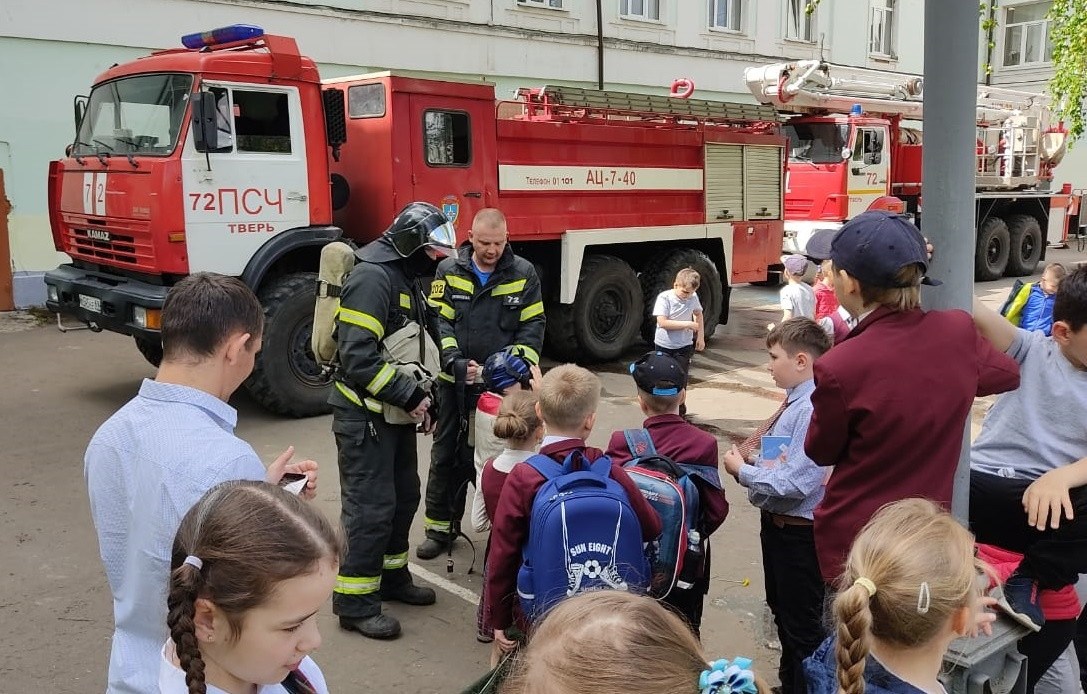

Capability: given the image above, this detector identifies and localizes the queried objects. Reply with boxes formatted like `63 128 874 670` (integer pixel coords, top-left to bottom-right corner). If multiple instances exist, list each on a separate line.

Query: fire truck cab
45 27 787 417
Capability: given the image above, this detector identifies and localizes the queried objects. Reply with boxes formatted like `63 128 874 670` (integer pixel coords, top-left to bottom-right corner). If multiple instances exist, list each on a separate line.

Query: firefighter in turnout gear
331 202 456 640
417 208 545 560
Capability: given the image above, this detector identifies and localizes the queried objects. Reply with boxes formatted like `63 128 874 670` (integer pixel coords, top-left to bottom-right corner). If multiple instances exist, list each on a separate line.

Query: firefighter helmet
384 202 457 258
483 349 532 393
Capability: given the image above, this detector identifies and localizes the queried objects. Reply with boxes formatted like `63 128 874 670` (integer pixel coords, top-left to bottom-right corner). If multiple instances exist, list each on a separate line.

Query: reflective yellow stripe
493 279 527 296
438 372 455 383
335 381 363 407
428 299 455 320
520 301 544 322
445 275 474 293
334 575 381 595
337 307 385 340
399 293 411 310
383 552 408 570
336 382 382 413
512 344 541 364
366 363 396 396
441 336 458 350
424 517 452 533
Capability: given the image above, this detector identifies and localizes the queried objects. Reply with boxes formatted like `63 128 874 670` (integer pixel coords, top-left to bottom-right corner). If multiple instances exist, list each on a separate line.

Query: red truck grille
63 218 156 272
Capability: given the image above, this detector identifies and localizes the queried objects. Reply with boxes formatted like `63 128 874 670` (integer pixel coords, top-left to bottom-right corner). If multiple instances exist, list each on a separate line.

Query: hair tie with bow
700 657 758 694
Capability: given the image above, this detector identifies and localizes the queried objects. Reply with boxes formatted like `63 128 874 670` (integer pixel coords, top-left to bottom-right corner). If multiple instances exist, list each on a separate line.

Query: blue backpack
516 450 651 622
622 428 721 598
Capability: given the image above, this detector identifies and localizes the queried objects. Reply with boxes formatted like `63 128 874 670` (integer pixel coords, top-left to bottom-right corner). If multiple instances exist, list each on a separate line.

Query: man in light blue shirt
723 318 832 694
85 273 317 694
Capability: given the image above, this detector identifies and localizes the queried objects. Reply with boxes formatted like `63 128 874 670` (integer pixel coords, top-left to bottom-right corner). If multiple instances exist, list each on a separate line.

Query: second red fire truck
45 26 785 416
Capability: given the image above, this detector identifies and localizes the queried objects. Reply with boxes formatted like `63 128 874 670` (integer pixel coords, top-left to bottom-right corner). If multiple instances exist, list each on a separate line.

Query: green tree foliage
806 0 1087 141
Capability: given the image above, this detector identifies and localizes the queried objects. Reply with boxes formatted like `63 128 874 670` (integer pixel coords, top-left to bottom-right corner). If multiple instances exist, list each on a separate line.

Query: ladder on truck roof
512 85 780 131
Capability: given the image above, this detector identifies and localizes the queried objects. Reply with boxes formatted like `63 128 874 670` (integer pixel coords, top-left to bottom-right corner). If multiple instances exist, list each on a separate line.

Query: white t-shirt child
654 288 703 349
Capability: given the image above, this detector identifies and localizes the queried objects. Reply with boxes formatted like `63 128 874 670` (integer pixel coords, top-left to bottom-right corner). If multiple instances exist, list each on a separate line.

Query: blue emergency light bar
181 24 264 49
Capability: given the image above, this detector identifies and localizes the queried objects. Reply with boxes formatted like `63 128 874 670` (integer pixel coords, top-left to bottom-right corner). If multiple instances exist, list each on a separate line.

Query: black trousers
332 408 420 618
1020 618 1077 694
760 514 827 694
654 343 694 378
969 470 1087 589
662 544 711 638
422 382 476 539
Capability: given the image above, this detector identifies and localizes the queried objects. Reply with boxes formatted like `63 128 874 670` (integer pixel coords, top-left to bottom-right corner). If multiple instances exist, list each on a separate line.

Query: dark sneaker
415 536 452 560
997 573 1044 632
339 613 401 640
381 582 436 606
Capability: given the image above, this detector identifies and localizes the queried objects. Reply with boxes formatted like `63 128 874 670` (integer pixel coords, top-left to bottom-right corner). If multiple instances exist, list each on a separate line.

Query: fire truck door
181 83 310 275
408 95 493 235
846 126 890 218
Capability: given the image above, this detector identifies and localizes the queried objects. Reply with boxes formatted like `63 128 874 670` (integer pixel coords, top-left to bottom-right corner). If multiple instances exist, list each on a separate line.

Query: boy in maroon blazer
606 351 728 635
804 210 1020 585
485 364 662 657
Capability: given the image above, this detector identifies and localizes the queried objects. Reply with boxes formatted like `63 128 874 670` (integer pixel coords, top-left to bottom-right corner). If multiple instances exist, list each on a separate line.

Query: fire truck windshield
73 74 193 158
784 122 850 164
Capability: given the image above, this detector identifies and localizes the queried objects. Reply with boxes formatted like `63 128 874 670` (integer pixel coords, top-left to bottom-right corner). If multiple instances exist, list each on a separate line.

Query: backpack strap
677 464 723 491
525 453 565 482
623 428 657 459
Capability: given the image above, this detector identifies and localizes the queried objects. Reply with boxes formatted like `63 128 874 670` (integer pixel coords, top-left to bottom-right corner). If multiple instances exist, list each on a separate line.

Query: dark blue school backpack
516 450 651 622
622 428 721 598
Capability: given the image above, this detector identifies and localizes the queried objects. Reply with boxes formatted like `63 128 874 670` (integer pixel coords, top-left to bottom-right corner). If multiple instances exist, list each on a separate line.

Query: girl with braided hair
805 498 998 694
160 480 345 694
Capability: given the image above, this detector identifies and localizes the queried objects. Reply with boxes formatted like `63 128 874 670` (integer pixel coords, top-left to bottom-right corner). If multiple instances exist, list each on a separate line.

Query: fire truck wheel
638 249 723 344
245 272 332 418
975 216 1010 282
134 336 163 368
1005 214 1043 277
547 255 642 362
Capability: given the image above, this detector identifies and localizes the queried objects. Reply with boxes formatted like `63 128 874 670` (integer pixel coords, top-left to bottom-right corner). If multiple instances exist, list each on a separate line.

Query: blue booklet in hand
760 435 791 466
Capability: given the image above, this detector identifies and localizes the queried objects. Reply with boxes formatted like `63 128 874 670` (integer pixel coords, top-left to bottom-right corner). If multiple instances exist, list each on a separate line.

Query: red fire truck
744 60 1078 281
45 26 785 416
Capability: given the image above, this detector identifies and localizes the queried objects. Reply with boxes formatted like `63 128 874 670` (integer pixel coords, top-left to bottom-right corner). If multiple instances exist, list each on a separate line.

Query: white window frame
620 0 661 22
1002 2 1054 67
784 0 815 42
709 0 742 32
868 0 895 58
517 0 564 9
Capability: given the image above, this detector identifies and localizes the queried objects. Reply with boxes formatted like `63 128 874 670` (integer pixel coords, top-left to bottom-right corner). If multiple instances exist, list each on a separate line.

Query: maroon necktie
737 398 790 460
282 669 317 694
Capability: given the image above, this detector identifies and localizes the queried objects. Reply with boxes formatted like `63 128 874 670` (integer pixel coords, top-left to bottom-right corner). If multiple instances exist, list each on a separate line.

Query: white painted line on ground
409 562 480 606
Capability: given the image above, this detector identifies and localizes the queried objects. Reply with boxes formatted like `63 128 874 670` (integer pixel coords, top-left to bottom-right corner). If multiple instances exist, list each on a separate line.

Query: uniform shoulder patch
429 279 446 299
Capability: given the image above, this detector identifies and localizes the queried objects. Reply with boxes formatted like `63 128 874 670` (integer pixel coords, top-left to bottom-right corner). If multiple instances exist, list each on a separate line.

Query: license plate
78 294 102 313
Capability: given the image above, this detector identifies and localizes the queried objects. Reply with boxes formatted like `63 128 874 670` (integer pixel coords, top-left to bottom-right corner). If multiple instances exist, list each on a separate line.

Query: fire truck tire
639 249 723 344
245 272 332 418
1005 214 1043 277
134 336 163 368
975 216 1010 282
546 255 642 362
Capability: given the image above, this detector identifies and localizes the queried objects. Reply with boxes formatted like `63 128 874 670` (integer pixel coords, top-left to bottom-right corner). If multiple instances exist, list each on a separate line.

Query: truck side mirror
191 91 220 153
73 96 88 135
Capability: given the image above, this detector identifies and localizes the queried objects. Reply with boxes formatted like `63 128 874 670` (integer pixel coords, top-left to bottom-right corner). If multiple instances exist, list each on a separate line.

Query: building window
785 0 814 42
620 0 660 21
868 0 895 57
518 0 564 8
424 110 471 167
1003 2 1053 67
709 0 741 31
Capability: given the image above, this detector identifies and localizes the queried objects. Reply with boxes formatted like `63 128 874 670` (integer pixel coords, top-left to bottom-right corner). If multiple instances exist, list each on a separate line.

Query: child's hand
689 320 700 330
1022 467 1075 530
722 445 747 478
528 364 544 390
695 336 706 352
494 628 518 654
967 596 998 638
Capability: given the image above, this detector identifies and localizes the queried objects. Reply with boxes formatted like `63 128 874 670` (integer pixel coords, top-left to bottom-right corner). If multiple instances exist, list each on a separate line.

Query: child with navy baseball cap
803 210 1020 588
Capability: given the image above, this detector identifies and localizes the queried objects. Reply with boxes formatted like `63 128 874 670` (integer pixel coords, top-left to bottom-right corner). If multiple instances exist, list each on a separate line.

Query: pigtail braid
833 583 873 694
166 563 207 694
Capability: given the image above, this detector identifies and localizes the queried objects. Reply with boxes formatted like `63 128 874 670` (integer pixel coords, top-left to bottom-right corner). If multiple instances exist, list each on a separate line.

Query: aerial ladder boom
744 60 1067 183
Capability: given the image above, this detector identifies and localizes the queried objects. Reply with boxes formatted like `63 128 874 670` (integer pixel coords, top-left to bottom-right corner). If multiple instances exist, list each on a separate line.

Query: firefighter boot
415 533 453 560
339 612 402 640
382 581 437 606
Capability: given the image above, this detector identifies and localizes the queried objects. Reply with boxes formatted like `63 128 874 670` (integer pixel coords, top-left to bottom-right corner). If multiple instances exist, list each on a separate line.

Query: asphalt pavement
1 246 1082 692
